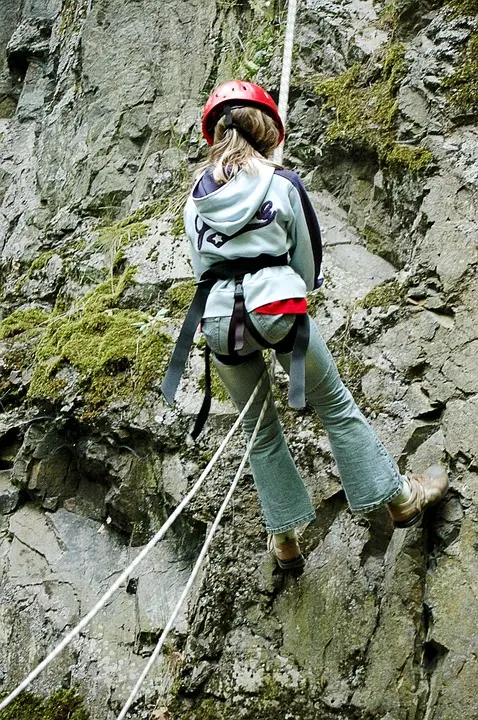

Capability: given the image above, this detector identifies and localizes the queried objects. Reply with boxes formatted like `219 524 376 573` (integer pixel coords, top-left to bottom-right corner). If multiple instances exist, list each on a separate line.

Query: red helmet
202 80 284 146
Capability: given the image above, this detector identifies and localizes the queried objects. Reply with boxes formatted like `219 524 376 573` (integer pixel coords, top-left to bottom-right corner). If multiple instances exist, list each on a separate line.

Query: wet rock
424 515 478 720
0 470 20 514
443 396 478 466
1 505 192 716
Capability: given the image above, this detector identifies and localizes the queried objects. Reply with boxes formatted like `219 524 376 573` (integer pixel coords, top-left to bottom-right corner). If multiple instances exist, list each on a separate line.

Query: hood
191 165 276 237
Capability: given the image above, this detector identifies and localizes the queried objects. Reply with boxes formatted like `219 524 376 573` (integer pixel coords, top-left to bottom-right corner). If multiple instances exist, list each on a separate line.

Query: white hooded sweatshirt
183 163 323 318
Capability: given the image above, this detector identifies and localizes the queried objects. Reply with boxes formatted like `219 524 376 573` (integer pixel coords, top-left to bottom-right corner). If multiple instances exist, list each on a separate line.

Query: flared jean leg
212 351 316 533
277 319 403 512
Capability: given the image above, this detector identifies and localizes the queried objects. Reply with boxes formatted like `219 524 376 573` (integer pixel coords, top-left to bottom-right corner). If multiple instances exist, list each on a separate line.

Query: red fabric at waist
254 298 307 315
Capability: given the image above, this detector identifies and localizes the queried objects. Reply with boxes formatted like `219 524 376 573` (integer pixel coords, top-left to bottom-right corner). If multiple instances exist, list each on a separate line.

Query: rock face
0 0 477 718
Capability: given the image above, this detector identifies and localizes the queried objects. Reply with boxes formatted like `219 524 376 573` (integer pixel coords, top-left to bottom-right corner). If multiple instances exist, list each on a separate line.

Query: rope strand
274 0 299 165
116 389 272 720
0 372 267 713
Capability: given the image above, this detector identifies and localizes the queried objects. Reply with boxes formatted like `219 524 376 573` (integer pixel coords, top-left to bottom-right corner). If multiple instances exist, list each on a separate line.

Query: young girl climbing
162 80 449 570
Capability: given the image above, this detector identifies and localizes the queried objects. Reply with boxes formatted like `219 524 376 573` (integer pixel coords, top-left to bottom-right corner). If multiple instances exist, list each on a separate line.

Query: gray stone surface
0 470 20 514
0 0 477 717
1 506 192 716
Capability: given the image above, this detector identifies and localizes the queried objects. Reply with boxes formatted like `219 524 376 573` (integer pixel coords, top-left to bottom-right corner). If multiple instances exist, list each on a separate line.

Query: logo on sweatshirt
196 201 277 250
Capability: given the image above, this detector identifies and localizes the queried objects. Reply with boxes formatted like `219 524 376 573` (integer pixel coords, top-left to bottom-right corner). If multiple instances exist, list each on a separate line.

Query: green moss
198 365 230 403
120 202 164 224
386 143 433 170
333 351 368 399
171 215 185 238
27 268 172 409
446 0 478 14
135 328 174 393
0 97 17 118
96 219 149 250
306 290 324 316
29 251 55 274
442 33 478 116
13 251 59 294
166 280 197 318
315 43 433 171
224 9 284 82
0 308 50 339
362 225 402 266
363 226 384 256
380 0 444 30
359 279 405 309
59 0 87 35
0 688 89 719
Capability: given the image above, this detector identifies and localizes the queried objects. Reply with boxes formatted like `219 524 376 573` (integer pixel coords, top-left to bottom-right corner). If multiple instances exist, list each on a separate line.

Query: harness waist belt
160 253 309 438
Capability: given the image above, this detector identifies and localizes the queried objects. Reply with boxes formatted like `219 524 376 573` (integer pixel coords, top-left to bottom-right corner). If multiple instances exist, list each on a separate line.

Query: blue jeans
202 312 403 533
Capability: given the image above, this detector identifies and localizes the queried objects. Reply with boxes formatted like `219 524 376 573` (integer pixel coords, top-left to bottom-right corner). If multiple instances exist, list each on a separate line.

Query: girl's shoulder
273 168 304 187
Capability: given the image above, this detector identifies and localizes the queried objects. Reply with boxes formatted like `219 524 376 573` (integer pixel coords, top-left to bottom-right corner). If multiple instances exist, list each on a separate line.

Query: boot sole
393 480 450 529
393 510 425 529
276 554 305 570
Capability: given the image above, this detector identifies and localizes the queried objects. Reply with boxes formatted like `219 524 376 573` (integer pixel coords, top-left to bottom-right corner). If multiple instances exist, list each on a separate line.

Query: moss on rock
0 688 89 720
166 280 197 317
380 0 444 30
446 0 478 14
359 279 405 309
315 43 433 171
306 290 325 316
442 33 478 117
28 250 56 274
27 268 172 409
198 364 230 403
222 5 284 82
96 217 149 250
0 308 50 339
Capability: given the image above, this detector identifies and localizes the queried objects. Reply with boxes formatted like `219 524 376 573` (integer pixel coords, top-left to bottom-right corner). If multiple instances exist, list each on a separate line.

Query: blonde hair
200 106 281 184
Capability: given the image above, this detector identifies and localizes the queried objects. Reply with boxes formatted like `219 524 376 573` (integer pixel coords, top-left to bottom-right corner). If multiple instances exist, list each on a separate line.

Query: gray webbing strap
160 280 214 404
288 313 309 408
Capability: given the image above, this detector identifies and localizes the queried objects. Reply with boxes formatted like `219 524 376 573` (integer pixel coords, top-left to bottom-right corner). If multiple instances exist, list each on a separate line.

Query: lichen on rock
442 33 478 117
0 689 89 720
314 42 433 171
24 267 172 410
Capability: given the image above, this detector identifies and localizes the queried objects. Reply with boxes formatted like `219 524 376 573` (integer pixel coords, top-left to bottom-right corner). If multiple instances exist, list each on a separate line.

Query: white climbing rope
274 0 299 165
116 388 272 720
0 371 268 713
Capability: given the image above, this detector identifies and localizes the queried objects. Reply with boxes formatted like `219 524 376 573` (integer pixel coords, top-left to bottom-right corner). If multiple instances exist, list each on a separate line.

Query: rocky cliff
0 0 477 718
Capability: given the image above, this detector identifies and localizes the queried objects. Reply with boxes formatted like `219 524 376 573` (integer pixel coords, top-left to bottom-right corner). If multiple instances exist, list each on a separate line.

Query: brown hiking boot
388 464 449 529
267 534 305 570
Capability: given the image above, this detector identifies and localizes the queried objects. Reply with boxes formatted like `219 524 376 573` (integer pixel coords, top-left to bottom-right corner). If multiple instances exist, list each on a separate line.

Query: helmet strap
224 103 234 130
221 103 265 155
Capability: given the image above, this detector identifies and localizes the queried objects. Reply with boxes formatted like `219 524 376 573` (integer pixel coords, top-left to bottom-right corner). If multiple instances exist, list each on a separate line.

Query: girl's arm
277 170 323 291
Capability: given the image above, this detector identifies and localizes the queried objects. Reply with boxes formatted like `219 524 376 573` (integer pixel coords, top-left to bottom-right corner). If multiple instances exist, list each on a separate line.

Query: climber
162 80 449 570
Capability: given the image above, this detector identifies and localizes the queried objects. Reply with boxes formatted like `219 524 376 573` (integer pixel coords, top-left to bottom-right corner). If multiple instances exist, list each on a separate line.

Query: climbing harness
116 389 272 720
161 253 310 439
0 371 268 713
